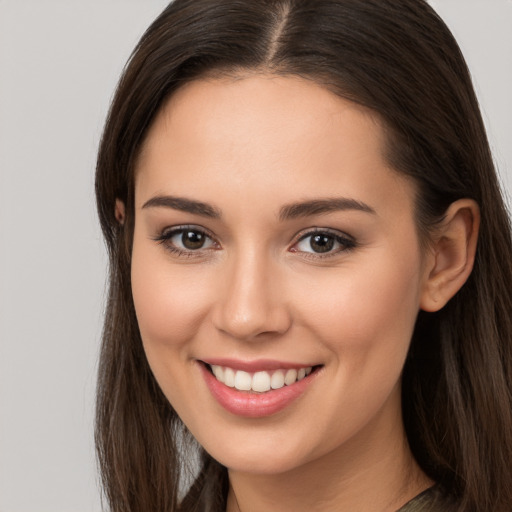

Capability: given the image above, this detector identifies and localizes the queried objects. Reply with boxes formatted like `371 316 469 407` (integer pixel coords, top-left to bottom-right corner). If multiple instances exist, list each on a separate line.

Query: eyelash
292 228 357 259
153 225 357 259
153 225 219 258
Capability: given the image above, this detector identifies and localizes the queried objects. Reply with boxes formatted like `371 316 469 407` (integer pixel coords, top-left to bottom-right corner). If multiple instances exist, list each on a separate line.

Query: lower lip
199 363 319 418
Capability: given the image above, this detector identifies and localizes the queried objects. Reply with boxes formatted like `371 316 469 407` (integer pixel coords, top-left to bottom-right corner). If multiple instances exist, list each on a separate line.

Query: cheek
130 235 211 356
295 248 423 365
130 239 218 419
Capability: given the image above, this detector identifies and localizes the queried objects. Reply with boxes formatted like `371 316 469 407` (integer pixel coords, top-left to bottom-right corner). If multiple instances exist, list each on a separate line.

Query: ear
420 199 480 312
115 199 126 225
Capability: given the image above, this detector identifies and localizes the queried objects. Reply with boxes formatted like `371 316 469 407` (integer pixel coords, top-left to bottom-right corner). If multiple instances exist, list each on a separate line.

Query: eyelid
155 224 217 241
291 226 355 244
290 227 357 257
153 224 220 256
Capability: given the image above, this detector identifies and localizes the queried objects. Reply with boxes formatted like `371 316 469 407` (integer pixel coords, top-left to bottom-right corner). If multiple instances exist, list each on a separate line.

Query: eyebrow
142 195 222 218
141 195 375 220
279 198 376 220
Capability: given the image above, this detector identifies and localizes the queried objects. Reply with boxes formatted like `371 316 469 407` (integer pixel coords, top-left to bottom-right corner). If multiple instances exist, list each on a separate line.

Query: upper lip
199 358 319 372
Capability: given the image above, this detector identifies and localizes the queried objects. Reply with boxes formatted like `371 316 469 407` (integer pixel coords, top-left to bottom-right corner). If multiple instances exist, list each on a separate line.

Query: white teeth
284 369 298 386
210 364 314 392
270 370 285 389
252 371 271 392
212 365 224 381
224 367 235 387
234 370 252 391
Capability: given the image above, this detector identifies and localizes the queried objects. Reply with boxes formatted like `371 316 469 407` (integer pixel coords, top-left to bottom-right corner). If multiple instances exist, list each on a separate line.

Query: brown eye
182 230 206 250
293 230 356 256
309 234 334 253
155 226 217 254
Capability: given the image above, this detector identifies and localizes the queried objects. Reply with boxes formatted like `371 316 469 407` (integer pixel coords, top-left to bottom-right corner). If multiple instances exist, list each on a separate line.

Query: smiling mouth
204 363 320 393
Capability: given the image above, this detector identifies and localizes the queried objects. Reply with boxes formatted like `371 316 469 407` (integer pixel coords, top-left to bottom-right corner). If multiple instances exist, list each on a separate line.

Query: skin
127 74 479 511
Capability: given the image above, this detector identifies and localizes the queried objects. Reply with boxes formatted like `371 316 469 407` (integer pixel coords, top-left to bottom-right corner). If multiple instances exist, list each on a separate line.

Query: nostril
211 274 292 340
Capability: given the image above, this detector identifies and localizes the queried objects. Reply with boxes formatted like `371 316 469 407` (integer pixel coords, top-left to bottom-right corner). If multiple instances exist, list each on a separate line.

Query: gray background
0 1 510 511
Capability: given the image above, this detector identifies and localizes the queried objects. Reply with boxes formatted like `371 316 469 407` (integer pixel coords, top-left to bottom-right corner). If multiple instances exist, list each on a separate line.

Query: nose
212 250 292 341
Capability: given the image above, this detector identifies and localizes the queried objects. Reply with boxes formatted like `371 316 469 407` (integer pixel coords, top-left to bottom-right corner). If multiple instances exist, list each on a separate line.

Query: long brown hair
95 1 512 510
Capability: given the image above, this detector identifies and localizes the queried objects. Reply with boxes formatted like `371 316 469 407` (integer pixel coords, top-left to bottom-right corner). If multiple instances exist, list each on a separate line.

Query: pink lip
200 357 315 372
199 362 320 418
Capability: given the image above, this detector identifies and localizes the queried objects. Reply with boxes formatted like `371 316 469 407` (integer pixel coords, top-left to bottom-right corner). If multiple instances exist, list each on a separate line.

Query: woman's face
131 75 431 474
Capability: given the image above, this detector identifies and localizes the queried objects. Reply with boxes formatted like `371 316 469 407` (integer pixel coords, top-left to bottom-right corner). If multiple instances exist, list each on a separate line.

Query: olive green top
397 486 449 512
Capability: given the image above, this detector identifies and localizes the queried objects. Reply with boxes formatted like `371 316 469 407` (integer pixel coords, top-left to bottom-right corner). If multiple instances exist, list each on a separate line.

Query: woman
95 0 512 511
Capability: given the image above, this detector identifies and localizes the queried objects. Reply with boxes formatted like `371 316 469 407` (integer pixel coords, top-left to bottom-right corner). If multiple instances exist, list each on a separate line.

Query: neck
226 401 432 512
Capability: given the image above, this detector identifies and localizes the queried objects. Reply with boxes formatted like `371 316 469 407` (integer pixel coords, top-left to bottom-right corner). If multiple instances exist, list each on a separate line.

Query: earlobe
420 199 480 312
115 199 126 225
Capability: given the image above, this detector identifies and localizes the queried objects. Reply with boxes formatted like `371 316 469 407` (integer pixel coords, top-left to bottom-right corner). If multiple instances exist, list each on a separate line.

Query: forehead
137 73 383 171
134 74 414 218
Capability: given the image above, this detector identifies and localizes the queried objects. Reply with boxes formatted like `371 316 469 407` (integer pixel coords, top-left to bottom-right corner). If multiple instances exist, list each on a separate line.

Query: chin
197 432 316 475
215 451 306 475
